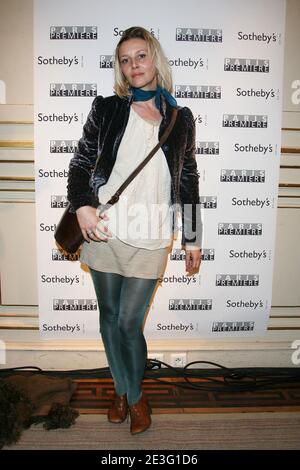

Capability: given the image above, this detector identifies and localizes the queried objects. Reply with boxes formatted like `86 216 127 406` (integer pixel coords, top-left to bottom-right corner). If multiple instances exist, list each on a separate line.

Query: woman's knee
118 316 143 339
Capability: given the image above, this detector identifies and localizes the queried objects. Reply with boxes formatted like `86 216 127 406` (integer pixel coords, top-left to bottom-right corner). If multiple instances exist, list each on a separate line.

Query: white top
97 105 173 250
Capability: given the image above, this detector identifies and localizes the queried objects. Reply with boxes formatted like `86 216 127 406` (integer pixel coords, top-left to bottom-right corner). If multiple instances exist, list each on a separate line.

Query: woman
67 26 202 435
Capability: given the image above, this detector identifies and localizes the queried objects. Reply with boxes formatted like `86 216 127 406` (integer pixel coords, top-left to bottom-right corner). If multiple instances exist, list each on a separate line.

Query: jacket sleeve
179 107 203 249
67 95 104 212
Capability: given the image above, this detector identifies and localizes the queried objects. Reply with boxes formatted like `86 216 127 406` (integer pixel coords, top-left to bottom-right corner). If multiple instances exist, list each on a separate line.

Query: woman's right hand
76 205 112 243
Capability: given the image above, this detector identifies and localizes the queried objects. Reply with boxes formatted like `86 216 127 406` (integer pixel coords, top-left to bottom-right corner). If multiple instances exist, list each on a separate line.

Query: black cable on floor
143 359 300 392
1 360 300 394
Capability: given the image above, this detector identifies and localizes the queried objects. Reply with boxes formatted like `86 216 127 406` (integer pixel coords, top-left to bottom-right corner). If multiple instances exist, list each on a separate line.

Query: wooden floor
70 377 300 414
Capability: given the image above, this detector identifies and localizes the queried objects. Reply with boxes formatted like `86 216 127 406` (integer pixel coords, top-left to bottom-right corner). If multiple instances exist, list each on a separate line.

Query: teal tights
89 268 158 406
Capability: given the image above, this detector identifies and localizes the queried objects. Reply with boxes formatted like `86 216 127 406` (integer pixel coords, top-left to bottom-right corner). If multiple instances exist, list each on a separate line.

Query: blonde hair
114 26 173 98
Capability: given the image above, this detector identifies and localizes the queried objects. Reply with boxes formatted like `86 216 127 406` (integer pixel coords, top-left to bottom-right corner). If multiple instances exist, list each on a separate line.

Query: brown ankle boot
107 393 128 423
129 392 152 435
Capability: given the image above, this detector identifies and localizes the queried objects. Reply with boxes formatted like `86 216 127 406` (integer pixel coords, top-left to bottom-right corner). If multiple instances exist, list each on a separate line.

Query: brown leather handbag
54 107 178 254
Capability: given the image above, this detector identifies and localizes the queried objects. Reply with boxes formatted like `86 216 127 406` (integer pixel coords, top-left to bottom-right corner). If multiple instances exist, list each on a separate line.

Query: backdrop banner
34 0 286 339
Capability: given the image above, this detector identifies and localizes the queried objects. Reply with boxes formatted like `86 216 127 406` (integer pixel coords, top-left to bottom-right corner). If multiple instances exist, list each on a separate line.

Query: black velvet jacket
67 93 202 247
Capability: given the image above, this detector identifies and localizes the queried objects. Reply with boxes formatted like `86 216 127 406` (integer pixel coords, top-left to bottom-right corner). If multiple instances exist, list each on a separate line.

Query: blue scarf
129 85 177 109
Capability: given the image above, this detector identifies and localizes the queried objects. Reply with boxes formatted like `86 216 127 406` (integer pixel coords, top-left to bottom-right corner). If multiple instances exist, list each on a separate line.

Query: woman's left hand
185 248 202 276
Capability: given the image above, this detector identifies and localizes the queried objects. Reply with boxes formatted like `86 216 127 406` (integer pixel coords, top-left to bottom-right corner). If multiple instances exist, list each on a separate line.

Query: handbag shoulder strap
105 106 178 207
